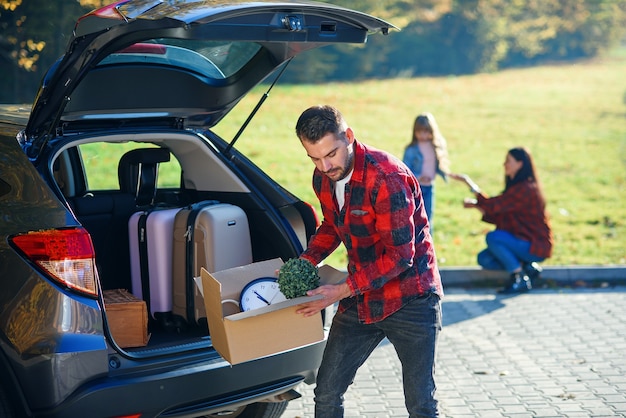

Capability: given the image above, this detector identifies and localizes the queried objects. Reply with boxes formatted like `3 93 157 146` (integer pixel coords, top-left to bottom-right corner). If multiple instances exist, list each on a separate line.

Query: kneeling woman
450 147 553 293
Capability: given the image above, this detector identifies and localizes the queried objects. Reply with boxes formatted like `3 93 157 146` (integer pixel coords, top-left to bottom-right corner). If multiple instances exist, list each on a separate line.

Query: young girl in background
402 112 450 227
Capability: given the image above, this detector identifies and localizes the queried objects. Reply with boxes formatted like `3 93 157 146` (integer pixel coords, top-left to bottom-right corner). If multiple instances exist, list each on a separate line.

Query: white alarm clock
239 277 287 312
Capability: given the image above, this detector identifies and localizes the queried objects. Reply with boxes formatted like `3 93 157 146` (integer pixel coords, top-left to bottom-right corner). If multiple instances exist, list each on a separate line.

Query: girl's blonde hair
410 112 451 174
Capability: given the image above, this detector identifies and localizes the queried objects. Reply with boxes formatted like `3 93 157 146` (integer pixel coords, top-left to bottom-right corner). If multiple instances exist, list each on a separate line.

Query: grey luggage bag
172 201 253 326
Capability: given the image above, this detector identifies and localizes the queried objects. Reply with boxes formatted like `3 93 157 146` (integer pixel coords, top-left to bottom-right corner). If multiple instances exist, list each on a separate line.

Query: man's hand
296 282 352 317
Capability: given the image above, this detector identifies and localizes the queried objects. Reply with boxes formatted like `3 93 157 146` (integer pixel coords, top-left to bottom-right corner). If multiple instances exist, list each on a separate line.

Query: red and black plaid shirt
301 140 443 324
476 180 553 259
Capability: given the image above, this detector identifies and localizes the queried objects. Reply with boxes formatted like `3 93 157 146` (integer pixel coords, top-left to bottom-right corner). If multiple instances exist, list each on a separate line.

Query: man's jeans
477 229 544 273
314 293 442 418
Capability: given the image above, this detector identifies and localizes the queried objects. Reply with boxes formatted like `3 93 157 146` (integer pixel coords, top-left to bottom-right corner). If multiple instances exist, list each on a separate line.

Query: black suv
0 1 393 417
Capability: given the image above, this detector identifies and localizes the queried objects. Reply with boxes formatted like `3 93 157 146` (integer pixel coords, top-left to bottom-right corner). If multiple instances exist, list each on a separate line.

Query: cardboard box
197 258 346 365
103 289 149 348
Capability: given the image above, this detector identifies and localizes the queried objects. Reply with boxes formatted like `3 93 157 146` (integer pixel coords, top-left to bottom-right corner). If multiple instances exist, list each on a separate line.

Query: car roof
23 0 396 159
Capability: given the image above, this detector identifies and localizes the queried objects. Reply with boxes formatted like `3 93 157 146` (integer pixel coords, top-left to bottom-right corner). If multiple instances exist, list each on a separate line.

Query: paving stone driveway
284 286 626 417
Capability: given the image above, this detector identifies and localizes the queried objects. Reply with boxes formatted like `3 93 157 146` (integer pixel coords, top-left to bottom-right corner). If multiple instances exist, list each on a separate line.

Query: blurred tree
1 0 626 97
283 47 339 84
283 0 453 82
481 0 626 67
0 0 98 103
537 0 626 60
382 0 626 77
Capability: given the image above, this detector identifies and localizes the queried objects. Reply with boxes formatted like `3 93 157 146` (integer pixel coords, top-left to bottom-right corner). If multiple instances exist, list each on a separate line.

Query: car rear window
100 39 262 80
79 143 181 191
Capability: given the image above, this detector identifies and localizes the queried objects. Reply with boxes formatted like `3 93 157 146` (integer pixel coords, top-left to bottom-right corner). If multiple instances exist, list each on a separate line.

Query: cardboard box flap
318 264 347 285
226 294 323 321
197 264 325 320
202 270 226 317
195 260 346 320
214 258 283 298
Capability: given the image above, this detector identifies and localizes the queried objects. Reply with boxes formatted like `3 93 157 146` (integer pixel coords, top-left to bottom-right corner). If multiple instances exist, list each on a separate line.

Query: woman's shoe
523 262 543 279
498 272 532 294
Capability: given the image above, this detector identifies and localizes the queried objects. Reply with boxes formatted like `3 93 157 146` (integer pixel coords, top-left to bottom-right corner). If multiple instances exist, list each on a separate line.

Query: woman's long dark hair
505 147 545 206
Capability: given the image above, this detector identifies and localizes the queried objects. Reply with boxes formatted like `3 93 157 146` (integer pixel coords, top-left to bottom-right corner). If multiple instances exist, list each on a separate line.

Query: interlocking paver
283 286 626 417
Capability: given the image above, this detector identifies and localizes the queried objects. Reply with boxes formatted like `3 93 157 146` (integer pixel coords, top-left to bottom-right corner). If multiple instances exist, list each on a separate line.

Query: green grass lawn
213 48 626 269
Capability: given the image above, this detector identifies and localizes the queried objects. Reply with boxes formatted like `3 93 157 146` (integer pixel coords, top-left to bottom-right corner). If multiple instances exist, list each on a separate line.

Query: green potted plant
278 258 320 298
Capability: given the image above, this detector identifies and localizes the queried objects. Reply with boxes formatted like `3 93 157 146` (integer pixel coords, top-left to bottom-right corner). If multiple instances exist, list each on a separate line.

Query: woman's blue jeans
477 229 544 273
313 293 442 418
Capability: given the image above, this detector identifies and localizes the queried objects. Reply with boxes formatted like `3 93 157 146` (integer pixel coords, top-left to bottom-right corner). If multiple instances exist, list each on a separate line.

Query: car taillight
10 228 98 297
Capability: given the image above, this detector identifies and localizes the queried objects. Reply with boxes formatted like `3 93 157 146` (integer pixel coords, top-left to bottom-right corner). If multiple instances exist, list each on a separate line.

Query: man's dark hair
295 105 347 143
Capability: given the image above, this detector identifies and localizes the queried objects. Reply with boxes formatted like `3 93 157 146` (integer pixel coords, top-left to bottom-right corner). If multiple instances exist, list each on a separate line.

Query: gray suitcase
172 201 253 325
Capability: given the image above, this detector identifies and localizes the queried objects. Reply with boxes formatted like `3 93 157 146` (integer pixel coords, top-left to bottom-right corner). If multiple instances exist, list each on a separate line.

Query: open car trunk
24 0 395 361
52 130 316 355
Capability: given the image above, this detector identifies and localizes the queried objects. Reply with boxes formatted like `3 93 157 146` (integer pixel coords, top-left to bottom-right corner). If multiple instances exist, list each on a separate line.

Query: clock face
239 277 287 312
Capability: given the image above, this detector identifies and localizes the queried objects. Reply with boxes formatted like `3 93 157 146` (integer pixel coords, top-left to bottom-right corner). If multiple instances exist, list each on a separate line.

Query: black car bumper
29 340 325 418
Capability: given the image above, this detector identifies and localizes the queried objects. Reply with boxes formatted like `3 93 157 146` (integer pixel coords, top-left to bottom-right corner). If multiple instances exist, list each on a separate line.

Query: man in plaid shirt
294 105 443 417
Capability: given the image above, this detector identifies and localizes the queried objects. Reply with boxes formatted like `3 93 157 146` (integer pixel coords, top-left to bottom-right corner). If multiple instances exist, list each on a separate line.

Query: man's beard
326 152 354 181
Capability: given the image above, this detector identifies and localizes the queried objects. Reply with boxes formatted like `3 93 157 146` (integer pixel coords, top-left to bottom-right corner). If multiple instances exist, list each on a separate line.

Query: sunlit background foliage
1 0 625 101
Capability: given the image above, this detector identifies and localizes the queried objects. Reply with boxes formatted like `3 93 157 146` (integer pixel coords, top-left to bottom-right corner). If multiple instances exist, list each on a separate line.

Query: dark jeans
314 293 442 418
420 184 434 226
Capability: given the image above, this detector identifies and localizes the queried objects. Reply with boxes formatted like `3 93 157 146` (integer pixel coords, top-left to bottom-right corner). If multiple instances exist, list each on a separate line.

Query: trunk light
117 43 167 55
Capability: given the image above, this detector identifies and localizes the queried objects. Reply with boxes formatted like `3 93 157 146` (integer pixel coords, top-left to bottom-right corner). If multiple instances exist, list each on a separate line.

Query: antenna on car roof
224 58 293 156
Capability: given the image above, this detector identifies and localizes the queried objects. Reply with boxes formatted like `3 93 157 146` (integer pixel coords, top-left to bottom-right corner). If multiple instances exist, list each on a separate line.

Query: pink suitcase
129 207 179 320
172 202 252 325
